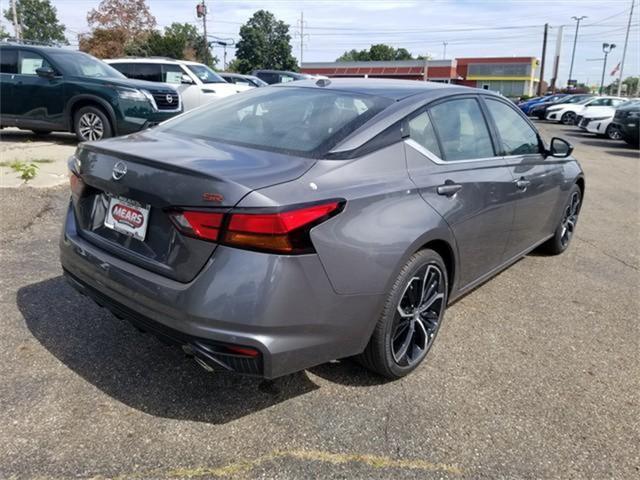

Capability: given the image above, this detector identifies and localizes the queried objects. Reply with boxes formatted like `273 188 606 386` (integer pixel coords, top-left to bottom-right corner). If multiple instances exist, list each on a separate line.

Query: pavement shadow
0 129 77 146
17 276 320 424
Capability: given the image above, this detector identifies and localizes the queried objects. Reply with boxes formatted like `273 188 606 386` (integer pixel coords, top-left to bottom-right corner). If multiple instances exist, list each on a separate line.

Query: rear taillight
168 200 344 254
69 171 85 199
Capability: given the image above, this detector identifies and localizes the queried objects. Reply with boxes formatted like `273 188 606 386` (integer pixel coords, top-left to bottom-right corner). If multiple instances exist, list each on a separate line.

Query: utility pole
442 41 448 59
568 15 587 87
600 43 616 94
550 25 564 93
295 11 308 66
617 0 635 96
197 1 209 65
10 0 21 41
537 23 548 96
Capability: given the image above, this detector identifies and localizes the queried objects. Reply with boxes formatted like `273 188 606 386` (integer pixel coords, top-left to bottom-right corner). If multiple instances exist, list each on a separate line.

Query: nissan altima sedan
60 79 585 379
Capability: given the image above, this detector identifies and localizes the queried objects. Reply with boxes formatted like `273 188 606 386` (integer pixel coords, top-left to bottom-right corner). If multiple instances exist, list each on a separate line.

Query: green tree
126 23 216 66
3 0 67 44
234 10 297 74
80 0 156 58
337 44 415 62
0 23 9 40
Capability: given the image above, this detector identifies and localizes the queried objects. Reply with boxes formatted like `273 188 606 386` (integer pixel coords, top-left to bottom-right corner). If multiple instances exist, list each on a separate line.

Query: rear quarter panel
238 143 458 296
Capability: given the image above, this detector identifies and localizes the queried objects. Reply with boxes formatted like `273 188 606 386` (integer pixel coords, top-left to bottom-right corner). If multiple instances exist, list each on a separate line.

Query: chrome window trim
405 138 503 165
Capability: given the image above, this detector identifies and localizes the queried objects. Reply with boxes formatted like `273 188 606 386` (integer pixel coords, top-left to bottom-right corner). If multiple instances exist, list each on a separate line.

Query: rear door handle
516 178 531 190
437 182 462 196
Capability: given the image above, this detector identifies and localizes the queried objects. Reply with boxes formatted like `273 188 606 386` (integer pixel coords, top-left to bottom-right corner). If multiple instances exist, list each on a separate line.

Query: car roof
274 77 466 101
105 57 203 66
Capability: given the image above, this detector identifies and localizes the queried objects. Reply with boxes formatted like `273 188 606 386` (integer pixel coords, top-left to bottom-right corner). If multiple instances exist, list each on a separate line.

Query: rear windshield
156 86 393 156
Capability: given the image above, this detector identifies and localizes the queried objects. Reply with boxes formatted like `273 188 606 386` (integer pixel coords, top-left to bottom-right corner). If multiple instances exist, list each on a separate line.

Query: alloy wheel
562 112 576 125
392 263 445 367
607 125 622 140
560 191 581 247
78 112 104 141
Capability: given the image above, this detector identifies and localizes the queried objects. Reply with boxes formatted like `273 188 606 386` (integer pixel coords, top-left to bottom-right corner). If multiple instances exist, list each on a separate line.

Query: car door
483 96 564 258
404 96 516 289
0 48 19 120
13 49 66 129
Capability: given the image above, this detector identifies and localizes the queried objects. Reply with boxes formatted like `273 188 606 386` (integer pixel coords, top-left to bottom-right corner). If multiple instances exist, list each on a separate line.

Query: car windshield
185 64 225 83
562 95 591 104
156 86 393 156
247 75 268 87
48 51 125 78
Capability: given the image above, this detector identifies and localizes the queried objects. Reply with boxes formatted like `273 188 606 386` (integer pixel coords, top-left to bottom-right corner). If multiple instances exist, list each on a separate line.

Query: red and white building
302 56 540 98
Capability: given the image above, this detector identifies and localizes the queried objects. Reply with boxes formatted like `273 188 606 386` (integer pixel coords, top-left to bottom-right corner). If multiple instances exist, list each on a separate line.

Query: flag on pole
610 62 621 76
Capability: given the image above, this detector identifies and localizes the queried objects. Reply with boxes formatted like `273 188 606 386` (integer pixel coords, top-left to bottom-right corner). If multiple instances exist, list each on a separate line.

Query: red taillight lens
69 171 85 199
168 210 224 241
224 201 342 254
167 200 343 254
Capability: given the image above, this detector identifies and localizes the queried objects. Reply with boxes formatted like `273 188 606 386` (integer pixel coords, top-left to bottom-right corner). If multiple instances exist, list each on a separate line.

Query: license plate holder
104 196 150 241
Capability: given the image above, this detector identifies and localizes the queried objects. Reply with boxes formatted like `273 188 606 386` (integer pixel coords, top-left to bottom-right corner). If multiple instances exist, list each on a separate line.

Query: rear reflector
167 200 344 254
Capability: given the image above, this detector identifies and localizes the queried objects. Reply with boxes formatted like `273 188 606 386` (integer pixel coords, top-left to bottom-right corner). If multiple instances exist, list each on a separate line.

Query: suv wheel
357 249 448 379
606 125 622 140
74 106 112 142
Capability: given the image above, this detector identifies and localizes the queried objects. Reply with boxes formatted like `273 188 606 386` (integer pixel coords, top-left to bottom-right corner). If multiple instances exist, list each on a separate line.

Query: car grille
579 117 590 128
152 92 180 110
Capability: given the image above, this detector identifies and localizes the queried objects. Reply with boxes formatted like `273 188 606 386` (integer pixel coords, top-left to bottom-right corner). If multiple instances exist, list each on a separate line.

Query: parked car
0 44 181 141
611 101 640 146
579 99 639 140
546 96 626 125
519 94 566 115
251 69 313 84
529 94 594 120
219 72 267 87
106 58 251 111
60 79 584 379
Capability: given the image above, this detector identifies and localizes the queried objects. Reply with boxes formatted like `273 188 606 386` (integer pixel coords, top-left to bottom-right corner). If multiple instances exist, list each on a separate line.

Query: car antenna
316 78 331 87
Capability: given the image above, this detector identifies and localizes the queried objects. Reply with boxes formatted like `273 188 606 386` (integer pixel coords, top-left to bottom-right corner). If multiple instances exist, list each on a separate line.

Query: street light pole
568 15 587 86
442 41 448 59
600 43 616 94
617 0 635 96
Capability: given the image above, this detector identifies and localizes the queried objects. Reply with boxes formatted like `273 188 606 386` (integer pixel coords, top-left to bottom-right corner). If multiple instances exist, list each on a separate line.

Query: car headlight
117 87 148 101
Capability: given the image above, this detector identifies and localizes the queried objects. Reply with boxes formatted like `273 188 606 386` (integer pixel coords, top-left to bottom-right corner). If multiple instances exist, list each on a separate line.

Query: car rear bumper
60 201 383 378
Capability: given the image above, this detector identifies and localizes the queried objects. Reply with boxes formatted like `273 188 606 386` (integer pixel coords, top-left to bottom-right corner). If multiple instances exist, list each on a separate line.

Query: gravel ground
0 122 638 479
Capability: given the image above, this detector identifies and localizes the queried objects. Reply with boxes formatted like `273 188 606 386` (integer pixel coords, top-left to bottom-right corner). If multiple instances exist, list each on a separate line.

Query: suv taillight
168 200 344 254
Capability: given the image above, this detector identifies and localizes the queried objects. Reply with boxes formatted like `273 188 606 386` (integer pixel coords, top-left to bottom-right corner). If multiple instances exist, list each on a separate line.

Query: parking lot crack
575 236 639 272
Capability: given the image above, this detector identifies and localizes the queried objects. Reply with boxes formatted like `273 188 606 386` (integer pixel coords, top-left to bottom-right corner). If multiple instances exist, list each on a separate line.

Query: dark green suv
0 44 182 141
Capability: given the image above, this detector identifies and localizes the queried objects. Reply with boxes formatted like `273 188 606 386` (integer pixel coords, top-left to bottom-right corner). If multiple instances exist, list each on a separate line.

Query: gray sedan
60 79 584 379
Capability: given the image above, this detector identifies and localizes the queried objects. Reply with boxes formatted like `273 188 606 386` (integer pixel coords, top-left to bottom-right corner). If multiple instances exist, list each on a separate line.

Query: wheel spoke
393 323 414 362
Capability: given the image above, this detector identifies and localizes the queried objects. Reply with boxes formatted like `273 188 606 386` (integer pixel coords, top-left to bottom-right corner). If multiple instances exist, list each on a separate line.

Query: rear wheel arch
417 239 456 298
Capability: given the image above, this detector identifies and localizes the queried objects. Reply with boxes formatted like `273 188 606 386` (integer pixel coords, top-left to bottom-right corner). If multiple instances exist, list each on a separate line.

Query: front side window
407 110 441 158
161 64 184 84
485 98 540 155
19 51 52 75
156 86 392 156
429 98 494 161
185 64 225 84
47 51 125 78
0 49 18 74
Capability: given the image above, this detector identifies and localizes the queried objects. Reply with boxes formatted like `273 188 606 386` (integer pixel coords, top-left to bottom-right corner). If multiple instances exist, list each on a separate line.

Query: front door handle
437 182 462 196
516 178 531 190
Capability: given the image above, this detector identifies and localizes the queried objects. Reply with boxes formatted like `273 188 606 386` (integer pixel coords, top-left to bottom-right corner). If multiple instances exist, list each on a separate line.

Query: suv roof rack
0 38 63 48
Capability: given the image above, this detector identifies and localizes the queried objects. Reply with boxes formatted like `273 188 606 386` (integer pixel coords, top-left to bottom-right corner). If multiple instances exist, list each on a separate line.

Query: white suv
105 58 251 111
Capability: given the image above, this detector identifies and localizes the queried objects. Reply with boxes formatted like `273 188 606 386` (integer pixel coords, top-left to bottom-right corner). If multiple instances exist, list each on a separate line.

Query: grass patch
0 160 39 182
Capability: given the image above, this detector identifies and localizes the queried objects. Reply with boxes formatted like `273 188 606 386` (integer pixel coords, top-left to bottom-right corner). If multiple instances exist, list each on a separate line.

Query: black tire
357 249 448 379
74 106 112 142
561 111 576 125
539 184 582 255
605 124 622 140
31 129 52 136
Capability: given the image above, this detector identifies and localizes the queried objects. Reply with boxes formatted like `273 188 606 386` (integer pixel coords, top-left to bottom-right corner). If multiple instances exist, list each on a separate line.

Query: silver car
60 79 584 379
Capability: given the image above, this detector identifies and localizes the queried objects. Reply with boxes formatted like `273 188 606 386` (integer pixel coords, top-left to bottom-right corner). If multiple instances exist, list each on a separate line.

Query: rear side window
134 63 162 82
485 99 540 155
429 98 494 161
157 86 393 156
407 110 441 158
0 49 18 73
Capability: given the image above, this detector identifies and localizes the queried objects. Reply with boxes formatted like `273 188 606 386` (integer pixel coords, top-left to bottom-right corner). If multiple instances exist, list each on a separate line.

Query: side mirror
36 66 56 79
547 137 573 158
181 74 194 85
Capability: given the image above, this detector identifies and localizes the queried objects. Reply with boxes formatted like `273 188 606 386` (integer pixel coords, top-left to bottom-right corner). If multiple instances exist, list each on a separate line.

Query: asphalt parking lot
0 122 638 479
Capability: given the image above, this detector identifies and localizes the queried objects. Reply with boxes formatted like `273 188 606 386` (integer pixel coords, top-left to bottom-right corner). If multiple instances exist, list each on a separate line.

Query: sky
2 0 638 87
